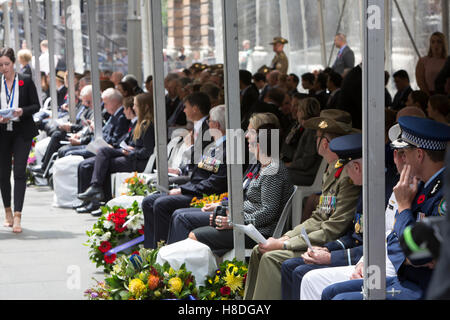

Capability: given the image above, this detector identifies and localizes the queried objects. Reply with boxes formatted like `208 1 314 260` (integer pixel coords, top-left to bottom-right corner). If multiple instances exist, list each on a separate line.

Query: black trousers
142 193 193 249
0 131 32 212
192 226 257 257
78 147 140 201
41 129 67 169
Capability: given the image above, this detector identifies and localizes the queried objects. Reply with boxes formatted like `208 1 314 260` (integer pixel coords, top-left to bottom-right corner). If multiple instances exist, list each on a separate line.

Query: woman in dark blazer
0 48 40 233
77 93 155 206
188 117 294 256
285 97 322 186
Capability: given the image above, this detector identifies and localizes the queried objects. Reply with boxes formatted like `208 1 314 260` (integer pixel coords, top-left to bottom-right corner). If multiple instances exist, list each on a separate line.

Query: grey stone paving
0 185 104 300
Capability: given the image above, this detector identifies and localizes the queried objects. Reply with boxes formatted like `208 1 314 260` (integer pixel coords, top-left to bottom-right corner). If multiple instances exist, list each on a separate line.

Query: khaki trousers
244 245 304 300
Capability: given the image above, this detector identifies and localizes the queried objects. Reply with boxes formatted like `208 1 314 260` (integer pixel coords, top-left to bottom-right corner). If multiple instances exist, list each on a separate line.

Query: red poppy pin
18 80 24 87
417 195 426 205
246 172 254 179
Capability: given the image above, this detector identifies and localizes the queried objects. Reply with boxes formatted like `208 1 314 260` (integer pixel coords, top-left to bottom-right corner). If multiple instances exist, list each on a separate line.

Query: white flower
101 232 111 242
127 216 144 231
103 220 115 230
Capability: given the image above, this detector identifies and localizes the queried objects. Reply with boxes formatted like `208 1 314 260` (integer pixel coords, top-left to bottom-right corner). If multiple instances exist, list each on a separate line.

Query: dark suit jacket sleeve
343 48 355 70
329 245 363 266
110 114 130 148
179 163 228 196
324 231 355 251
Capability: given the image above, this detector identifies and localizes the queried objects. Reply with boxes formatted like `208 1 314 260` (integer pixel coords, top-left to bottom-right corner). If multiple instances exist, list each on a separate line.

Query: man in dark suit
326 71 342 110
338 63 362 129
166 92 214 186
313 72 329 110
165 76 182 122
142 102 227 249
301 73 316 97
57 88 130 159
331 33 355 76
287 73 300 97
391 70 413 111
55 71 68 108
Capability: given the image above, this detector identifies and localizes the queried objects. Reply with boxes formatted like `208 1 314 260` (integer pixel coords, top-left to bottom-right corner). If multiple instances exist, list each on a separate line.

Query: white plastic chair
110 136 181 198
291 158 327 227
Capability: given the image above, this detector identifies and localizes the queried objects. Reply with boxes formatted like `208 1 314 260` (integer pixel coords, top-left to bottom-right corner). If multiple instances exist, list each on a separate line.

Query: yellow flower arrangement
190 193 228 208
223 268 243 293
129 278 146 298
168 277 183 294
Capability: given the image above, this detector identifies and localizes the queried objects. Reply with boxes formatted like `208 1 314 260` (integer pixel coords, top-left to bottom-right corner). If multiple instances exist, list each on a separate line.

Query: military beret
391 116 450 151
329 133 363 168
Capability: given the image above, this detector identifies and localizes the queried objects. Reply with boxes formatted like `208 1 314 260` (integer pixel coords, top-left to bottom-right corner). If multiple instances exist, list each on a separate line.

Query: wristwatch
283 241 289 250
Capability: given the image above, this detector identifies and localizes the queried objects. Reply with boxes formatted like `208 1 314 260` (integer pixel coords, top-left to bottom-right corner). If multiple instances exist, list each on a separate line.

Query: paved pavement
0 185 104 300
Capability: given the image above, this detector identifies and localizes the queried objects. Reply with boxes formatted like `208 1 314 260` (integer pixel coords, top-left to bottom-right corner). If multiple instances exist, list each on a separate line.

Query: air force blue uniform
322 116 450 300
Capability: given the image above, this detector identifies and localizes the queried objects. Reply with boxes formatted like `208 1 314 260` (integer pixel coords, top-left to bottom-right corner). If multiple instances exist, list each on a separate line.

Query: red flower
138 227 145 235
104 253 117 264
115 224 127 233
220 286 231 296
417 195 426 205
246 172 253 179
98 241 112 253
150 266 159 276
131 251 140 256
18 80 24 87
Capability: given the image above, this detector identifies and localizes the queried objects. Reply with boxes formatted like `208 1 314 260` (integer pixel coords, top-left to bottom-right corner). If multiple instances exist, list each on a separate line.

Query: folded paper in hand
301 227 315 253
0 109 15 119
86 138 110 155
234 224 267 244
120 140 133 152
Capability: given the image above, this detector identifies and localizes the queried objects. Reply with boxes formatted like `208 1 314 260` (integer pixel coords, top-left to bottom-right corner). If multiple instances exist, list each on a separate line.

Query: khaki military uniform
271 51 289 74
244 159 361 300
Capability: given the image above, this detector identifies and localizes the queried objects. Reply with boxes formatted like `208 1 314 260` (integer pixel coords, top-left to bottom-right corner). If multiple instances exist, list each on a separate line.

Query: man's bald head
396 106 426 122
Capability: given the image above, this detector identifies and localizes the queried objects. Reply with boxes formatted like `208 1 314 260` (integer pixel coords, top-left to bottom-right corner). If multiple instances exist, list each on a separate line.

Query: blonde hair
133 93 154 141
249 112 280 130
428 32 448 59
17 49 32 63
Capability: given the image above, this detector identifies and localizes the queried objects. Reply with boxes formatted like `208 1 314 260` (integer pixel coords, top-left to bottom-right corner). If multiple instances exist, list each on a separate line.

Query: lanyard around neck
4 76 17 109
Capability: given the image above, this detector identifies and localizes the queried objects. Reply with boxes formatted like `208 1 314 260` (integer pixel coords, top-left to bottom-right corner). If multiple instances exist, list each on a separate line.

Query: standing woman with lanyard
0 48 40 233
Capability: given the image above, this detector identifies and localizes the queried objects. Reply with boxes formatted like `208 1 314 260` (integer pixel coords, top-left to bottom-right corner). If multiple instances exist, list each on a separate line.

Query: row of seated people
27 64 450 299
71 85 448 300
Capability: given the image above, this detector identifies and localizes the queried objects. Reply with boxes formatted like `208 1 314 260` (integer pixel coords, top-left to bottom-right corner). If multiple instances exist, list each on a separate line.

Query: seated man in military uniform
142 105 228 250
243 110 361 300
322 116 450 300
